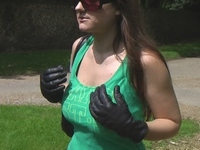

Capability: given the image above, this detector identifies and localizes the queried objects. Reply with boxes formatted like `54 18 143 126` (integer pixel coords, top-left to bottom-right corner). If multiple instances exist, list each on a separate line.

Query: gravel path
167 57 200 121
0 75 51 106
168 58 200 107
0 58 200 119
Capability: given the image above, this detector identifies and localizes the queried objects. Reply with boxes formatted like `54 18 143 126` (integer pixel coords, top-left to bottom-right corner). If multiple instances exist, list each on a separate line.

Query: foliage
0 1 79 52
163 0 191 10
140 0 200 10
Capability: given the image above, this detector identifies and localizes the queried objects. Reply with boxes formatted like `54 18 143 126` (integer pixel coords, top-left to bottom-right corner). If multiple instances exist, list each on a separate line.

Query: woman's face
75 2 119 34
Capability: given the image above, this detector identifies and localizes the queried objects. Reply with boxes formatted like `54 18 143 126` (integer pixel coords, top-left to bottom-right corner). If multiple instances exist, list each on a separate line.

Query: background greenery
0 39 200 76
0 0 200 51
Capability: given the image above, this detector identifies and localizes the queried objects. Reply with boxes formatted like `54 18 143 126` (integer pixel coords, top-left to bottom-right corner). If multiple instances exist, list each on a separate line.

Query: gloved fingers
89 90 107 118
42 77 67 89
114 85 126 105
42 71 67 83
41 85 65 95
89 100 107 124
90 86 104 105
99 85 113 106
89 100 99 118
43 65 64 76
90 88 103 110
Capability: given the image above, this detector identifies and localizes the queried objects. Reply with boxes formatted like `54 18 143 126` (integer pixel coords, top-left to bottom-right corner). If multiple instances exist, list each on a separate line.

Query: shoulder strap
72 35 90 66
68 35 90 72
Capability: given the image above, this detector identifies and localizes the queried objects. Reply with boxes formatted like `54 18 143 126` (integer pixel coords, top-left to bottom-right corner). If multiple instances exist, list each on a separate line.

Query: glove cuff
43 91 64 103
130 121 148 143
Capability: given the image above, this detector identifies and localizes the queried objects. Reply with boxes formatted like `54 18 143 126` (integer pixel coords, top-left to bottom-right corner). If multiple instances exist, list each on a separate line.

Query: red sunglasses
70 0 116 11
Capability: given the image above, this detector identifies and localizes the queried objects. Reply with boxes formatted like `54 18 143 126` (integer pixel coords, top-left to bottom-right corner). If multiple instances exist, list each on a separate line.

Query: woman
40 0 181 149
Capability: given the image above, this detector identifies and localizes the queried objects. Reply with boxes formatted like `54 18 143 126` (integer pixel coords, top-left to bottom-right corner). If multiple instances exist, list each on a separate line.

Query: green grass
0 105 199 149
0 105 70 150
0 50 71 76
0 39 200 76
159 39 200 59
144 119 200 149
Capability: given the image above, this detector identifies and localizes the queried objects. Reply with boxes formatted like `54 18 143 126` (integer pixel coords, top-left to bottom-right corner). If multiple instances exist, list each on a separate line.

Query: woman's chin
79 28 92 33
79 27 87 31
78 25 92 32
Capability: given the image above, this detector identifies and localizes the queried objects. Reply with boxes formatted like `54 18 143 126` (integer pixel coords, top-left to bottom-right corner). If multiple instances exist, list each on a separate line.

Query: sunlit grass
144 119 200 149
0 105 199 149
0 105 70 150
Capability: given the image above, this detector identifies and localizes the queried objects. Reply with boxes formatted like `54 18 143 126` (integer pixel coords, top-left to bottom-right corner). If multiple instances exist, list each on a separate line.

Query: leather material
40 65 67 103
89 85 148 143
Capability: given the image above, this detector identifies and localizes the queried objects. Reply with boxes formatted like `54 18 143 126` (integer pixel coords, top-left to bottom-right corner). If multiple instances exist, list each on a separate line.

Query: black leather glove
40 66 74 136
40 65 67 103
89 85 148 143
61 113 74 137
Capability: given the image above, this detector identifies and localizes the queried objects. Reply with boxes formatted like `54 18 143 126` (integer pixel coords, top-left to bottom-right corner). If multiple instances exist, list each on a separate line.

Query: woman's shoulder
141 51 167 69
140 50 169 79
71 37 84 53
72 35 91 53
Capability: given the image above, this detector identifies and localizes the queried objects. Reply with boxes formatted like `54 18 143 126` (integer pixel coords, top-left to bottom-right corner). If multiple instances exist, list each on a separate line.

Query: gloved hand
40 65 67 103
61 113 74 137
89 85 148 143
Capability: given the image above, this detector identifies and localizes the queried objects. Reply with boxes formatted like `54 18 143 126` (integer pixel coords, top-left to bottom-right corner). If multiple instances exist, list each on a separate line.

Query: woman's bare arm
142 52 181 141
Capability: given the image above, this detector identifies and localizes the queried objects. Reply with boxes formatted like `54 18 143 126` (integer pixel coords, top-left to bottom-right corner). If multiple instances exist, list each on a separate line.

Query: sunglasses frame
71 0 116 11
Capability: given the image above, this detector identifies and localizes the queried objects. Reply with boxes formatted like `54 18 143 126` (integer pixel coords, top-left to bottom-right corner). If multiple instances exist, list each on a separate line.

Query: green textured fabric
62 36 146 150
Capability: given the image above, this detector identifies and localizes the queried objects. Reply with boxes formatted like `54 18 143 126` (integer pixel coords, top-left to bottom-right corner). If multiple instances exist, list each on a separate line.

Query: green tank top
62 36 146 150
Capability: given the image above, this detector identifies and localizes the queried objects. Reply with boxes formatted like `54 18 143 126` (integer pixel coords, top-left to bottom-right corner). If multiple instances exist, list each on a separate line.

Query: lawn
160 39 200 59
0 50 70 76
0 105 199 149
0 105 69 150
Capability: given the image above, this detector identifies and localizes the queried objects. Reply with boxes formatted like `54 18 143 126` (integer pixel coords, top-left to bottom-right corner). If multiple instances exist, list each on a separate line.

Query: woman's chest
76 56 122 87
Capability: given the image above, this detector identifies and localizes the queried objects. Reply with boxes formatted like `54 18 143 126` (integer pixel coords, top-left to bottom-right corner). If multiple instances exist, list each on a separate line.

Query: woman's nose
75 2 85 11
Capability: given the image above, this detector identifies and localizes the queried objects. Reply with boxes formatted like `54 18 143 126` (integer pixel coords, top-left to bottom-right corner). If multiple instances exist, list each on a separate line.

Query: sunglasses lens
82 0 100 11
71 0 101 11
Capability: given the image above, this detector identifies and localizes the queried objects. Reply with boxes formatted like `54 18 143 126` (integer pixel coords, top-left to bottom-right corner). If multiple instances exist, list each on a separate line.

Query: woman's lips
78 16 89 22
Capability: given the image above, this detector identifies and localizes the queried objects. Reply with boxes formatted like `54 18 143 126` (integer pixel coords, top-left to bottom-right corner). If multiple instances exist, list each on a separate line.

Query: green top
62 36 146 150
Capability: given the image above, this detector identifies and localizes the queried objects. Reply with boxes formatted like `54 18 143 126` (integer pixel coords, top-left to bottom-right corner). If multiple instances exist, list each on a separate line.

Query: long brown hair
113 0 168 120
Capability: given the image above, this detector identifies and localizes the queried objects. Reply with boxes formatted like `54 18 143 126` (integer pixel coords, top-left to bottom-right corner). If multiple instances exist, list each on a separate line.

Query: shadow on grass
159 39 200 59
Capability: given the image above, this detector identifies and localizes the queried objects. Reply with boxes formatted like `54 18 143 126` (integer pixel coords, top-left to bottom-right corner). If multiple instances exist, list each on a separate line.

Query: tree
163 0 191 10
139 0 200 10
140 0 163 9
